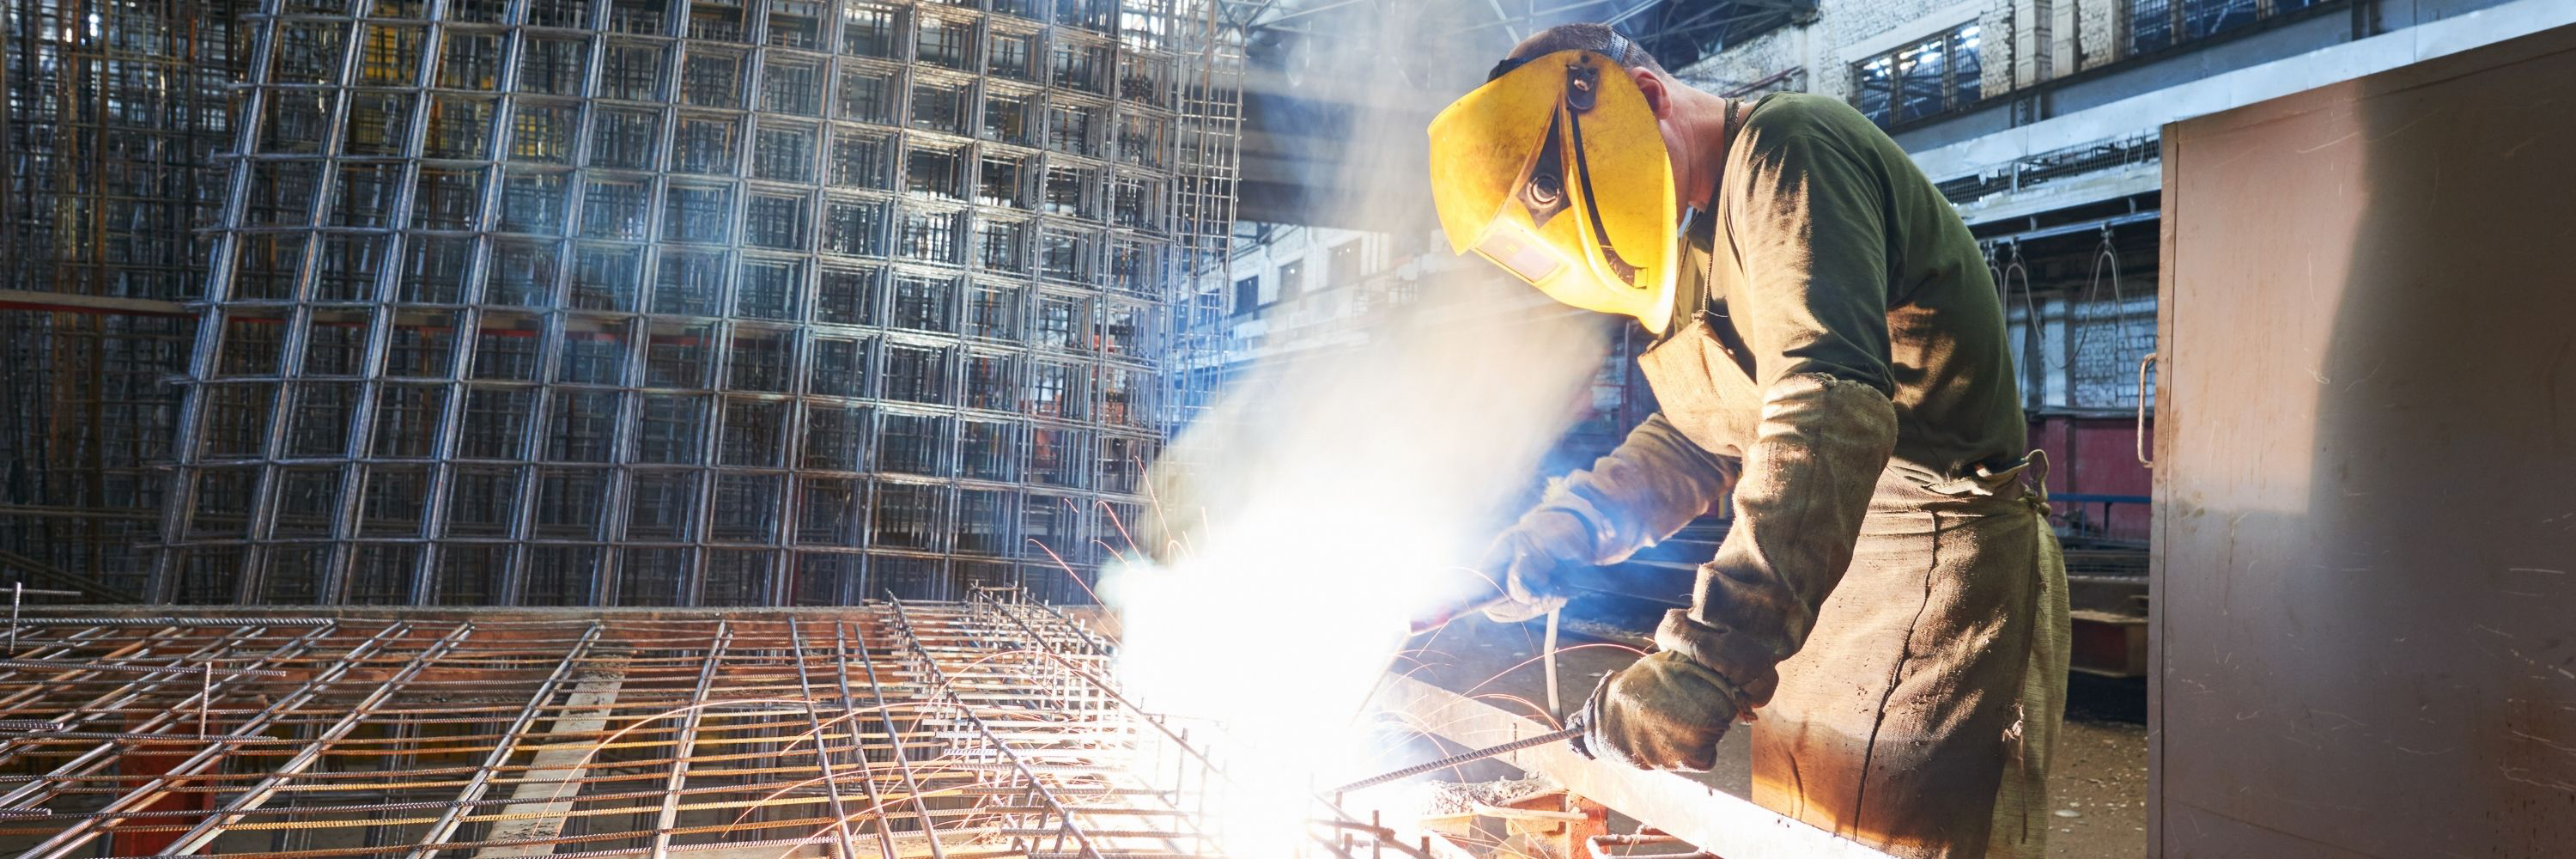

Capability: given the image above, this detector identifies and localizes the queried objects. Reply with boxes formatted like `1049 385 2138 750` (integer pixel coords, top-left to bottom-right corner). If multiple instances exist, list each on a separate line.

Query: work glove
1476 509 1599 623
1565 649 1750 772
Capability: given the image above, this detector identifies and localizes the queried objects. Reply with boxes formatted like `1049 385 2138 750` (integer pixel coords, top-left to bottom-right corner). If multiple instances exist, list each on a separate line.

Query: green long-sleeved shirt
1543 93 2031 567
1677 92 2026 482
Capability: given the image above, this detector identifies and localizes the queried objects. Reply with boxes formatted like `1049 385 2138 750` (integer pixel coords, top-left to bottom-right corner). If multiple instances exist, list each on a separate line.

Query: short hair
1492 22 1666 81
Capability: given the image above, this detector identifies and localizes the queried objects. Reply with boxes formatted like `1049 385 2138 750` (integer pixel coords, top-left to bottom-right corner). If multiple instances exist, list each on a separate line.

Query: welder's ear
1630 67 1672 118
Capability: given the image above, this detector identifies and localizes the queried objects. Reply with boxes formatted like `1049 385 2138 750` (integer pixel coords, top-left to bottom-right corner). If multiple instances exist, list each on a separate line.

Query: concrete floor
1393 616 2148 857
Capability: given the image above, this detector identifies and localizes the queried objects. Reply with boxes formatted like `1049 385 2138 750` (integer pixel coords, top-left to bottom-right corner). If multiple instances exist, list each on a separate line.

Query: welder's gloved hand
1476 510 1598 623
1565 650 1750 772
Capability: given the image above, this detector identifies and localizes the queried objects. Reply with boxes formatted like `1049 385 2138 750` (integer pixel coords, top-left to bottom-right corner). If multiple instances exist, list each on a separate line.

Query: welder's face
1426 50 1682 334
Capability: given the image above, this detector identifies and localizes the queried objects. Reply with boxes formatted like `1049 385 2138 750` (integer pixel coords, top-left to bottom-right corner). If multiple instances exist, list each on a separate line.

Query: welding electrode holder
1405 592 1515 637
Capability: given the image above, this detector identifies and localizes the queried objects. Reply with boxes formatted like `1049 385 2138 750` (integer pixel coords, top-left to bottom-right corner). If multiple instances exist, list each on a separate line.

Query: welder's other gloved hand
1476 510 1598 624
1565 650 1750 772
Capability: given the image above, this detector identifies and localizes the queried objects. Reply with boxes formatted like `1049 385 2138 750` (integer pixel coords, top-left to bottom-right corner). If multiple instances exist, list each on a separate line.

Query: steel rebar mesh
2 0 248 600
152 0 1243 606
0 598 1399 858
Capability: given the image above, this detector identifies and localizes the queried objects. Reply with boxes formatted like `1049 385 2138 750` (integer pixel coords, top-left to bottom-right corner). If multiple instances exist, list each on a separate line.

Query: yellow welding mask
1429 49 1680 334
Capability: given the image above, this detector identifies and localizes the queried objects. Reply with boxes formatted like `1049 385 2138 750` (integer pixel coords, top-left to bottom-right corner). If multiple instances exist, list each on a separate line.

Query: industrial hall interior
2 0 2569 856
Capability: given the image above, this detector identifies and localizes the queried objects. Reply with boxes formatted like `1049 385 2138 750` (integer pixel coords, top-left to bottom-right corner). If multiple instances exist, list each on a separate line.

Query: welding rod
1332 727 1583 795
1406 593 1511 637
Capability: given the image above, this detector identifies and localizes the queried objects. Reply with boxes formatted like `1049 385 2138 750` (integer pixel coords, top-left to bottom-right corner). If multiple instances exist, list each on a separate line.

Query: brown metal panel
2154 22 2576 857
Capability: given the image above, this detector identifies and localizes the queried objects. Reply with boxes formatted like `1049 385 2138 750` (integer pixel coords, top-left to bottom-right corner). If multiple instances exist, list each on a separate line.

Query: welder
1426 23 2072 859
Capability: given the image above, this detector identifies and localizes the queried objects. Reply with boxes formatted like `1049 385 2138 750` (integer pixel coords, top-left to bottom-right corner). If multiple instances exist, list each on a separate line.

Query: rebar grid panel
0 599 1416 858
1157 0 1238 442
1 0 246 600
157 0 1243 607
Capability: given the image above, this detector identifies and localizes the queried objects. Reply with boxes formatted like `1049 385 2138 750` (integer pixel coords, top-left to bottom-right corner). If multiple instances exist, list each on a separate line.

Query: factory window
1327 241 1361 287
2131 0 2319 54
1276 259 1304 303
1852 22 1982 127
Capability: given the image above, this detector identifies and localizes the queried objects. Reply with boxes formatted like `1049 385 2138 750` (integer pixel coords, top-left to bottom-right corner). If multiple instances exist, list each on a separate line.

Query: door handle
2136 352 2157 469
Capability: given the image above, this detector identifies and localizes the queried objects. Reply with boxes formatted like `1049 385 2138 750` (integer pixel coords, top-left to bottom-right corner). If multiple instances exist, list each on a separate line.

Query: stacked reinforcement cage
155 0 1242 606
2 0 249 601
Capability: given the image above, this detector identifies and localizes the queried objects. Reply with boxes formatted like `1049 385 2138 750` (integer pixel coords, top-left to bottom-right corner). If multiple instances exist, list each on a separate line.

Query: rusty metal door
2153 23 2576 857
